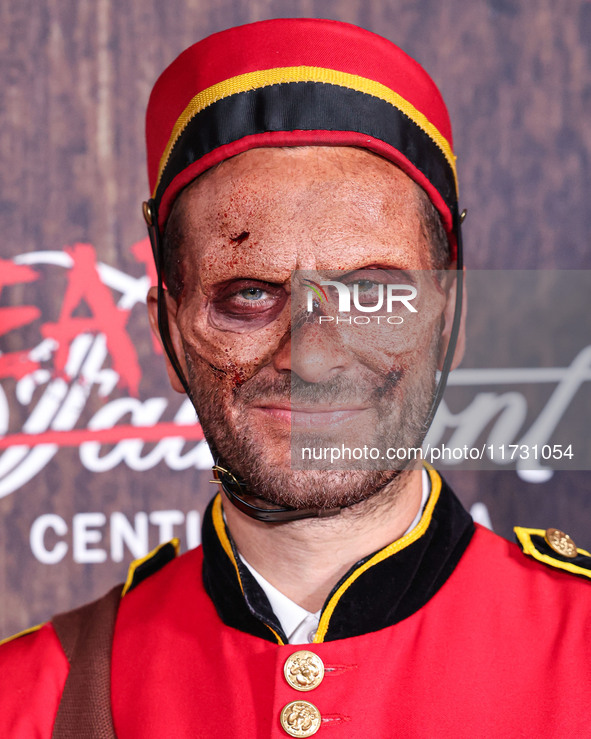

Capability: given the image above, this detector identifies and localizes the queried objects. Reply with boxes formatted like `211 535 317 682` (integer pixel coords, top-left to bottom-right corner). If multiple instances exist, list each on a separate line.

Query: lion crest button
284 650 325 691
280 700 321 737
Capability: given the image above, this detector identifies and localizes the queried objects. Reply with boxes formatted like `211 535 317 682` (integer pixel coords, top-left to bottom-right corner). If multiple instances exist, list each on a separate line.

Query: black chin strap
421 205 465 432
144 199 192 399
209 464 342 522
143 198 465 524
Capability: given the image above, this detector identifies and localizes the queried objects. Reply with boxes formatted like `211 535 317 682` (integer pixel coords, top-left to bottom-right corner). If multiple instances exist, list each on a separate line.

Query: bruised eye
209 280 288 333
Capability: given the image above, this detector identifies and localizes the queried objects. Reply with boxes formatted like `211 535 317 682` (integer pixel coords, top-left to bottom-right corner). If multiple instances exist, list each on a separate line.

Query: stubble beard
184 342 440 512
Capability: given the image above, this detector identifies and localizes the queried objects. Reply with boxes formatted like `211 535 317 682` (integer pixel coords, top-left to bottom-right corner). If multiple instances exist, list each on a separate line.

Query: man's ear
146 286 188 394
437 265 467 371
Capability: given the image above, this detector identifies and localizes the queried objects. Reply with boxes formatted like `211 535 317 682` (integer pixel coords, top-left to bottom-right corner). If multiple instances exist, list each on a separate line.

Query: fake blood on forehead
229 231 250 245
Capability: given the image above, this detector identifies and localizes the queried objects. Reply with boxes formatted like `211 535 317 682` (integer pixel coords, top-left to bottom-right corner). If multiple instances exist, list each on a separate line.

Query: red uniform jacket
1 470 591 737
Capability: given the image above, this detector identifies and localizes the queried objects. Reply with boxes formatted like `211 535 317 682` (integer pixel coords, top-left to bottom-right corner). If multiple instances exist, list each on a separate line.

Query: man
1 18 590 738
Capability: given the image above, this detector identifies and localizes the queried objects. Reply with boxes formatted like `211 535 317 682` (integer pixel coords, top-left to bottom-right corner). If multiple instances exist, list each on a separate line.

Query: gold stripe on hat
153 65 457 198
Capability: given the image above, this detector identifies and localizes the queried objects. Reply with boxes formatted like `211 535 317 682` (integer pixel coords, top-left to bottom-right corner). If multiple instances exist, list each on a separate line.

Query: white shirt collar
240 558 322 643
240 468 431 644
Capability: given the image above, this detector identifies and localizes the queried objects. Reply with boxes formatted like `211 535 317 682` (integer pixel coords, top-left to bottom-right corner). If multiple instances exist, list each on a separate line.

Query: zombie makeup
161 148 457 509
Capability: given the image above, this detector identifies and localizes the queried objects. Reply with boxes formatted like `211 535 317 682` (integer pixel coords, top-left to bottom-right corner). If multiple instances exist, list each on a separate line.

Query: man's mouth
253 402 370 427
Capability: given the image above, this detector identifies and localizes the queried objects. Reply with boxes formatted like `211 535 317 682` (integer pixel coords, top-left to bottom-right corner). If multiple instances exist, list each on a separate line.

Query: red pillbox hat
145 18 459 252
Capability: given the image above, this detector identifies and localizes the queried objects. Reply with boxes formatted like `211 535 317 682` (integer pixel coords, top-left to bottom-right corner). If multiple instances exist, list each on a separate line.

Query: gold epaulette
122 538 180 596
514 527 591 580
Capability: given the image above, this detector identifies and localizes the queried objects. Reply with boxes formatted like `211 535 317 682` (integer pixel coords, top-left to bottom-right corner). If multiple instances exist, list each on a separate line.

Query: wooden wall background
1 0 590 638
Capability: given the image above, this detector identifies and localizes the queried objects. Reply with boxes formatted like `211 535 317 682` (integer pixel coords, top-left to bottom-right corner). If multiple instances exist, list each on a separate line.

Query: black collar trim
201 468 474 644
202 495 288 644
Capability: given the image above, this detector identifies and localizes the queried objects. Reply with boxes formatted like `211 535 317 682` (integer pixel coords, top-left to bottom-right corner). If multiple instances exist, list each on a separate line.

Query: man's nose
272 319 351 383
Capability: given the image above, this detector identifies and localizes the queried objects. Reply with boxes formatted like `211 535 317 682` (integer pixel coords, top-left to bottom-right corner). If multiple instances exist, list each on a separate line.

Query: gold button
545 528 578 558
284 650 325 691
280 700 321 737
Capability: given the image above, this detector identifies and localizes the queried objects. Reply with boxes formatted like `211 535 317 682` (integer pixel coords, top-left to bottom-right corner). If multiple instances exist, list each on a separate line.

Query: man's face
153 147 457 510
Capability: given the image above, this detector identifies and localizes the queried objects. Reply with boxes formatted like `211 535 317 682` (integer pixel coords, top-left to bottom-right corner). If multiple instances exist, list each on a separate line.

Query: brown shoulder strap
49 541 179 737
51 584 122 739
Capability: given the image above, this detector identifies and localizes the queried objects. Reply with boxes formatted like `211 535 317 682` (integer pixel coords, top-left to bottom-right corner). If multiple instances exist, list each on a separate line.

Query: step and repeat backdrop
1 0 590 639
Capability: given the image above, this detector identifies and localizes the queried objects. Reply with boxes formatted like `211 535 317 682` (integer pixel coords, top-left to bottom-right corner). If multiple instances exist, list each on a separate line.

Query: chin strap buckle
209 463 341 523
